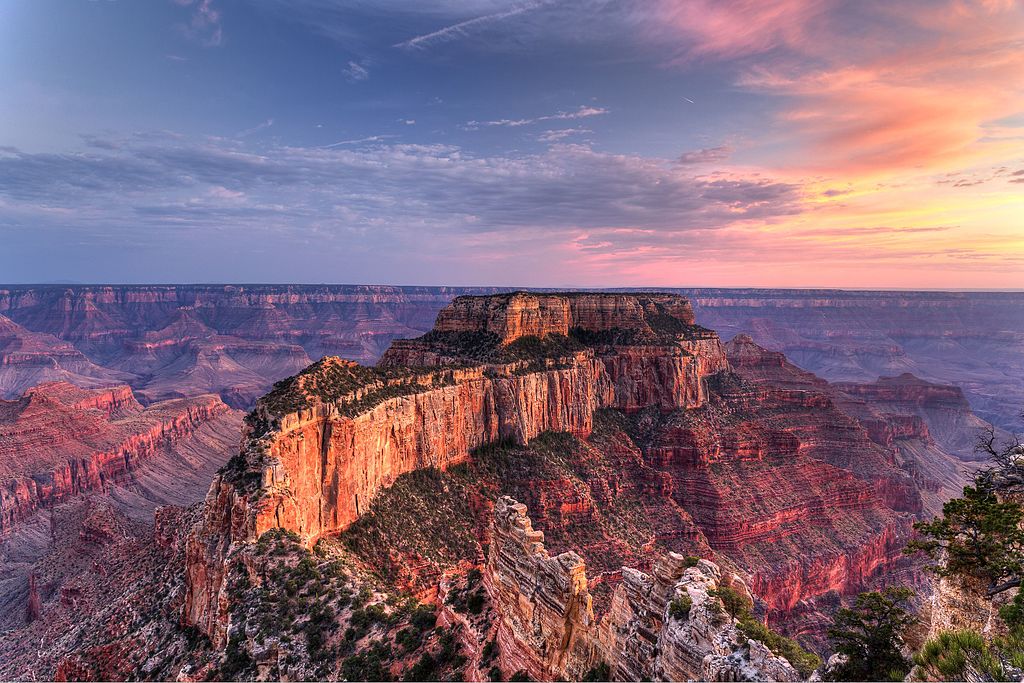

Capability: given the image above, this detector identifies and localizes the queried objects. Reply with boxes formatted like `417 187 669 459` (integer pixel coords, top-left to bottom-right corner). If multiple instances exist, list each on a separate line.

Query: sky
0 0 1022 288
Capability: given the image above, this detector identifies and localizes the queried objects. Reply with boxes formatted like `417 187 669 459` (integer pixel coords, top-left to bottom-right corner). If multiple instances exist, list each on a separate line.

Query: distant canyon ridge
0 287 1019 680
2 284 1020 433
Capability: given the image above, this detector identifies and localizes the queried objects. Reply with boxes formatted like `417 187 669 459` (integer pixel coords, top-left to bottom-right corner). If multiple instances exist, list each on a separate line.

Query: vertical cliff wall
0 383 235 533
485 496 802 682
183 293 730 646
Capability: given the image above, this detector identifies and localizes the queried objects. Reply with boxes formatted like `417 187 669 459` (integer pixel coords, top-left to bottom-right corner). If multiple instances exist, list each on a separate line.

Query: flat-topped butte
246 292 717 433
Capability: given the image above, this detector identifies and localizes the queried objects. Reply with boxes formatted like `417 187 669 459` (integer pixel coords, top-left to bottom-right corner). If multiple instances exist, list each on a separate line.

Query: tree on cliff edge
826 586 917 682
906 425 1024 597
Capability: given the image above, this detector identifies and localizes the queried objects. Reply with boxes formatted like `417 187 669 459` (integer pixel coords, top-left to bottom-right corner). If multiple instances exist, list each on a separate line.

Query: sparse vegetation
668 594 693 621
737 614 822 678
709 584 753 621
826 587 916 682
446 567 487 615
907 485 1024 594
211 527 466 681
904 423 1024 678
913 630 1006 681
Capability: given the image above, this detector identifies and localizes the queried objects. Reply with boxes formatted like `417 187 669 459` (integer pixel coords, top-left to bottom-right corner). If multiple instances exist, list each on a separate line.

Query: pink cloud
651 1 1024 178
652 0 833 61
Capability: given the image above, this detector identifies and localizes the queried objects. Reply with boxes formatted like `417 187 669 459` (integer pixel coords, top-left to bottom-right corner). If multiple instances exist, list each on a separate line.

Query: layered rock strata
0 382 234 533
184 293 728 644
0 284 506 407
1 285 1020 431
183 292 981 655
486 496 802 682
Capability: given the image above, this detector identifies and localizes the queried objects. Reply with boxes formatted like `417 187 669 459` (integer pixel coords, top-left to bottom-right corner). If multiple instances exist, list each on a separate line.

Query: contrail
395 1 546 50
323 135 396 148
683 97 695 104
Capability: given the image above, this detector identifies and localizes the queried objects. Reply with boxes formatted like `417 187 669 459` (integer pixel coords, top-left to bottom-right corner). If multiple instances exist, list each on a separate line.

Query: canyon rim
2 0 1023 679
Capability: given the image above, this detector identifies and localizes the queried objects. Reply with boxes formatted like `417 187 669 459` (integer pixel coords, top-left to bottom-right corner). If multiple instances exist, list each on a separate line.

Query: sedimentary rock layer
0 382 235 533
184 293 728 644
1 285 1019 431
430 291 696 343
685 288 1024 433
182 292 984 654
486 496 801 682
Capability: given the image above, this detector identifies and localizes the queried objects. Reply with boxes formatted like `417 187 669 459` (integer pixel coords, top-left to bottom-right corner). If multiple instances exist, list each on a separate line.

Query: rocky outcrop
0 382 235 533
184 293 728 645
686 288 1024 434
486 496 802 682
429 292 696 343
0 314 130 399
834 373 994 459
486 496 598 681
238 295 723 549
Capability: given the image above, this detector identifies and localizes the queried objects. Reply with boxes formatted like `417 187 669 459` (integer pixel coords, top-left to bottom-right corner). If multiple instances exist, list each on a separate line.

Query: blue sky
1 1 1022 287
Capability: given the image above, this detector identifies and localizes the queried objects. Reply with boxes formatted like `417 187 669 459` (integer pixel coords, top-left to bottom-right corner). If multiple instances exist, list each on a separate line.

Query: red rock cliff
0 382 232 534
183 293 729 644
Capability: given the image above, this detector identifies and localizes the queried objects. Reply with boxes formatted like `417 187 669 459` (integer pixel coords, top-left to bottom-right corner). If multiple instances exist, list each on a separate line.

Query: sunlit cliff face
0 0 1021 286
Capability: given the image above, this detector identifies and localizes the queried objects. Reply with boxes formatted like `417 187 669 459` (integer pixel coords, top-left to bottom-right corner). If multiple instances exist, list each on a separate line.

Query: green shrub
396 627 422 652
341 640 392 682
683 556 700 568
487 665 503 681
466 589 486 614
708 584 753 621
411 604 438 631
913 630 1004 681
738 614 822 678
668 594 693 621
482 638 498 663
403 653 437 681
437 628 462 665
826 587 915 681
999 589 1024 633
220 632 254 680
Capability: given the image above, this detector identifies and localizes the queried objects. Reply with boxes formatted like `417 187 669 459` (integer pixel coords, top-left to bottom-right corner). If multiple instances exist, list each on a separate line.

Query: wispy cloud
537 128 591 142
677 145 732 165
0 134 800 235
657 0 1024 178
322 134 397 147
174 0 223 47
395 1 546 50
464 105 608 130
1 132 1019 286
342 60 369 82
235 118 275 138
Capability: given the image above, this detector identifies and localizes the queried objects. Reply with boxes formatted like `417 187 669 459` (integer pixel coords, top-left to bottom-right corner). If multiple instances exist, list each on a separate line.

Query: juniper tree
906 424 1024 597
826 587 917 682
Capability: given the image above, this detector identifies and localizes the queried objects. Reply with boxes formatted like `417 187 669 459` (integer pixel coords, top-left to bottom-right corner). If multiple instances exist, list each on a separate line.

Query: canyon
0 285 1020 434
180 292 982 666
0 380 243 642
0 285 499 408
0 287 1015 680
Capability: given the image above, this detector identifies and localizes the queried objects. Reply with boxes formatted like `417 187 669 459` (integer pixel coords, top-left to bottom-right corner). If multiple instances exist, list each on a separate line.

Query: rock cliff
0 284 504 407
1 285 1020 432
181 291 986 664
183 293 729 645
685 288 1024 434
0 314 130 398
486 496 802 682
0 382 236 534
